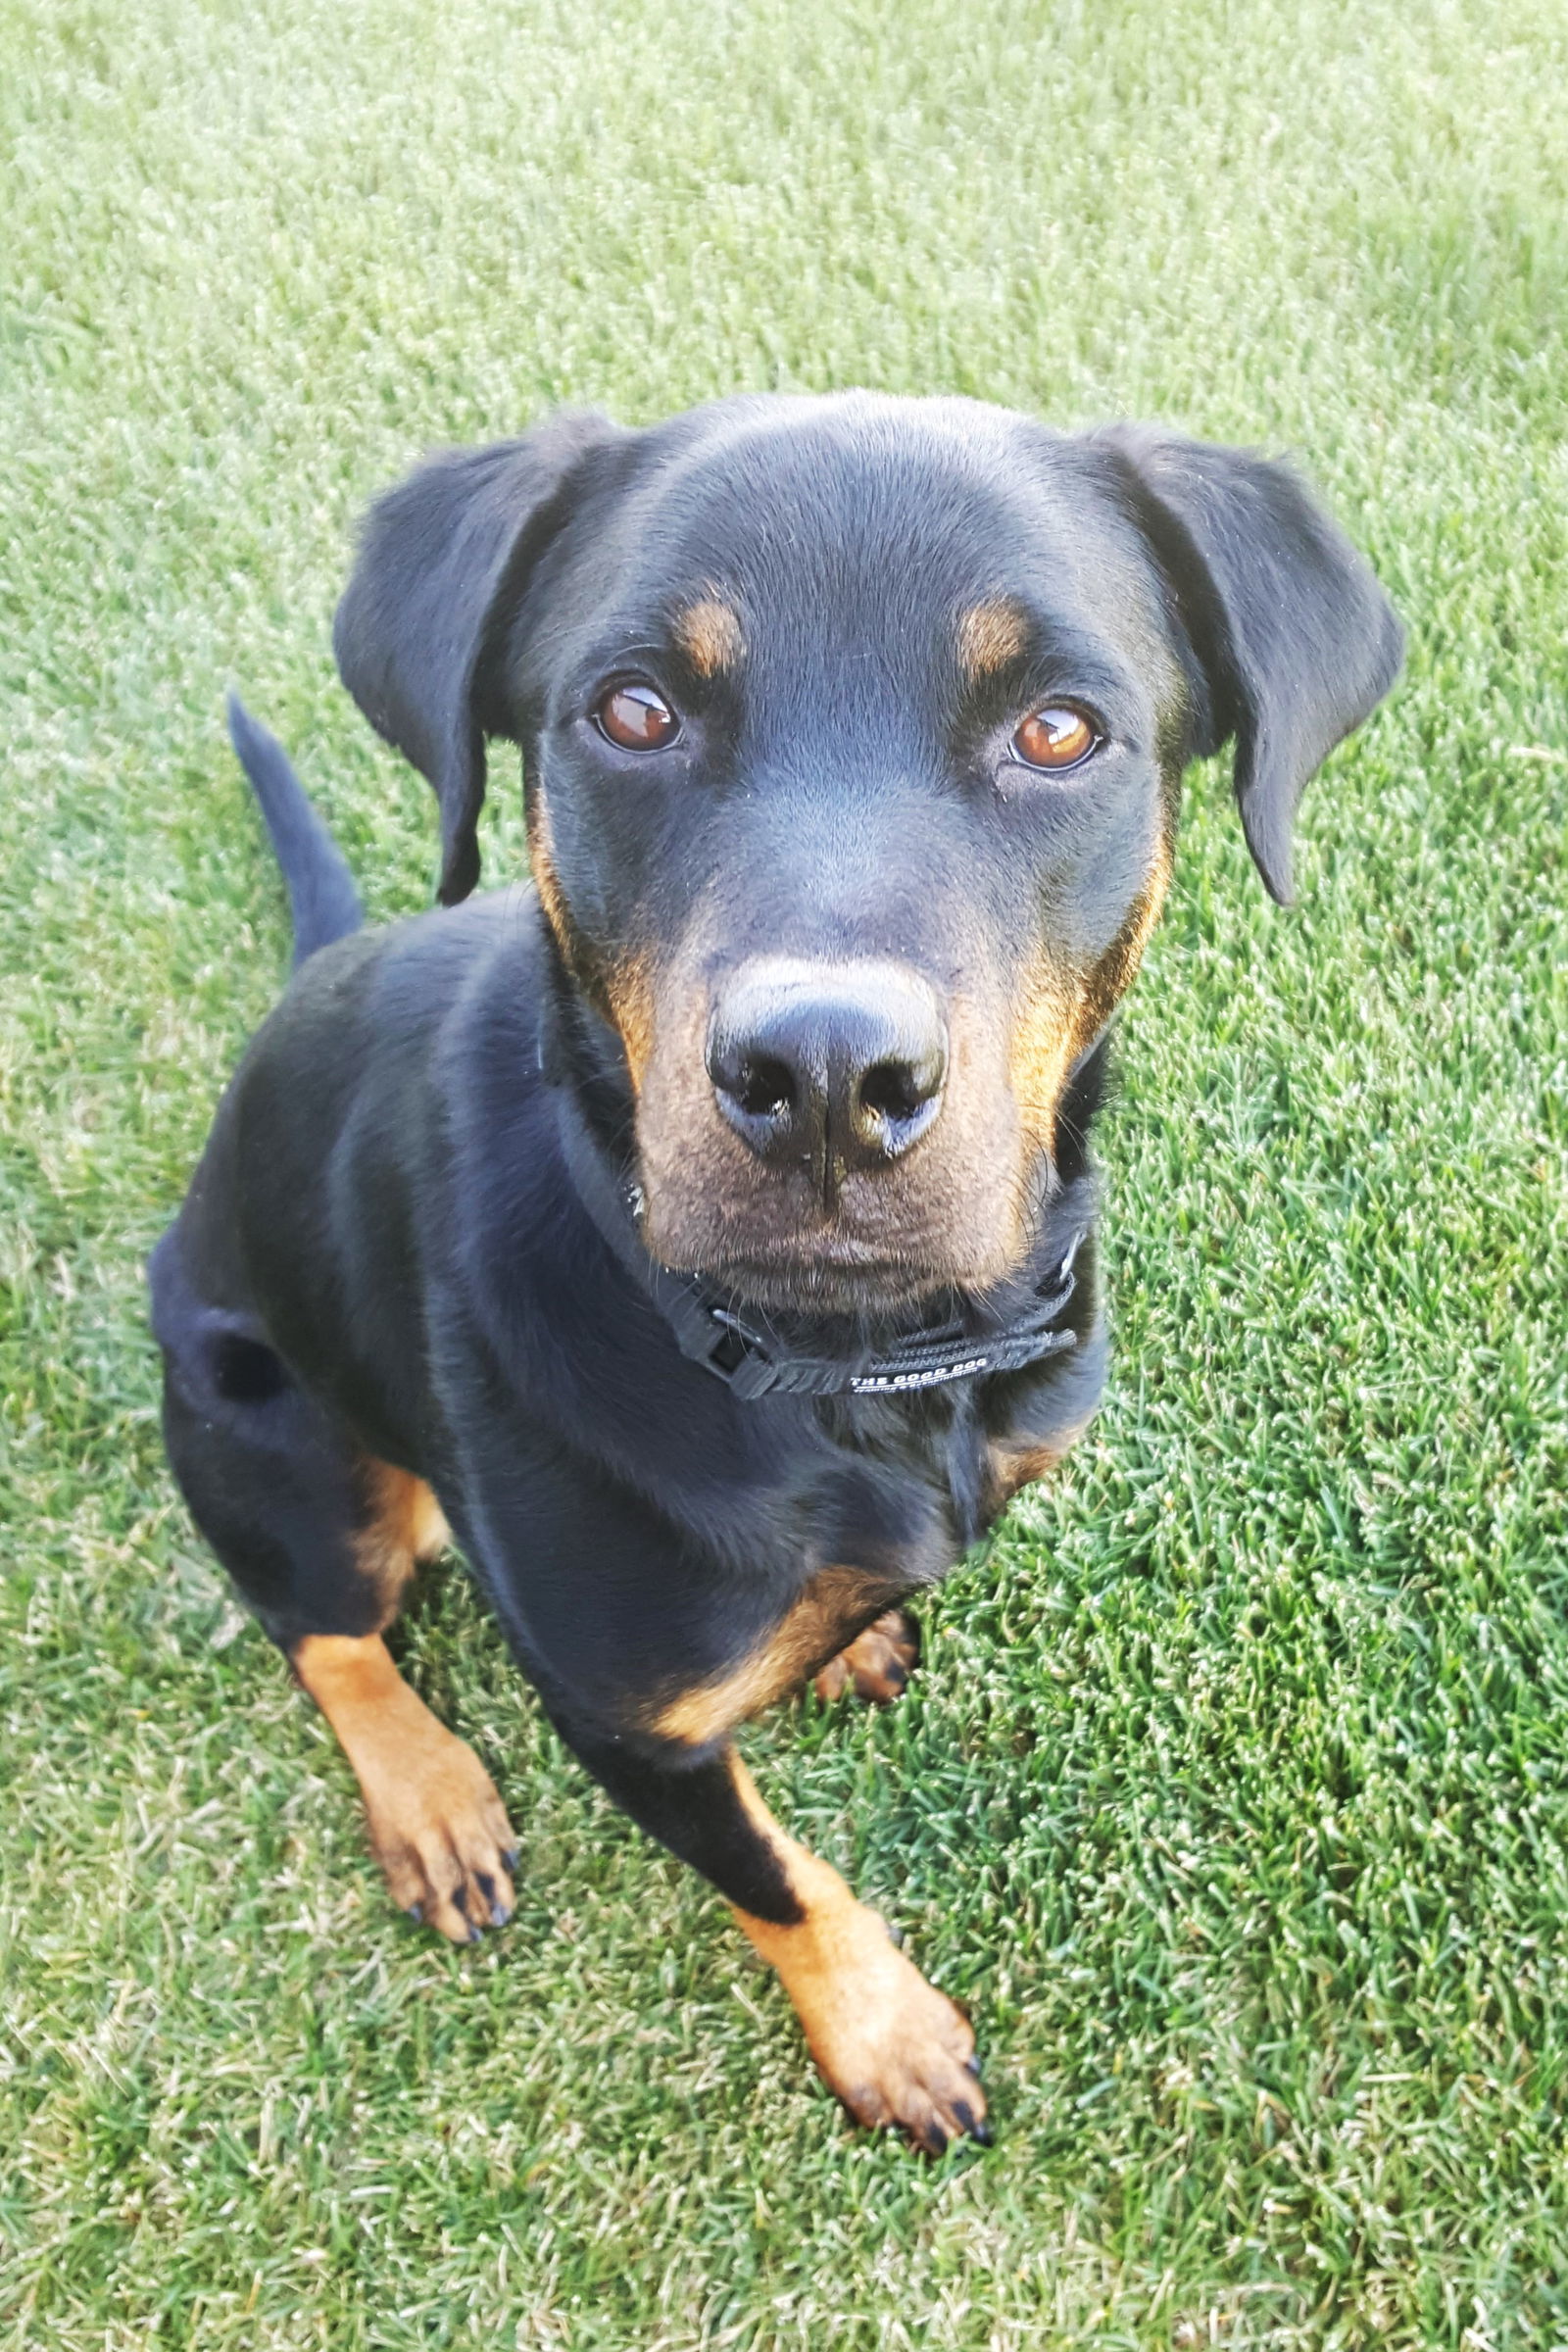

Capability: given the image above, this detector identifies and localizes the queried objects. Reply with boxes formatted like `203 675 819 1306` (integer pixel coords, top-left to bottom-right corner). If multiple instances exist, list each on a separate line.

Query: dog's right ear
334 414 624 906
1093 426 1402 904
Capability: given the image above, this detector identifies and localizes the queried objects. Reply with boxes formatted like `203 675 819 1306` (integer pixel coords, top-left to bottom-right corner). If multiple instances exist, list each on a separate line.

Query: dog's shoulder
231 888 547 1125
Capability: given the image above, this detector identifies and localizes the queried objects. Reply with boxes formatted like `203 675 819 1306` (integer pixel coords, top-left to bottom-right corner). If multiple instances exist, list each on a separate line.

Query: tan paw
292 1634 518 1946
798 1909 988 2154
363 1725 517 1944
813 1608 919 1704
728 1753 988 2154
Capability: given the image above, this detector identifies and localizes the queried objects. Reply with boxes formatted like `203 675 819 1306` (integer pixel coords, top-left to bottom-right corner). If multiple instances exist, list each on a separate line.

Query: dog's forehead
566 394 1169 662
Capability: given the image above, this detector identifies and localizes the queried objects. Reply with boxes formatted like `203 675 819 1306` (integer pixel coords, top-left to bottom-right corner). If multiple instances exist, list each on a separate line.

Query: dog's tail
226 694 363 968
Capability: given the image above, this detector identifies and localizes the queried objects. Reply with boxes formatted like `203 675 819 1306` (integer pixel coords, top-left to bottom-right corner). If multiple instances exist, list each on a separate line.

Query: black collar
556 1091 1086 1402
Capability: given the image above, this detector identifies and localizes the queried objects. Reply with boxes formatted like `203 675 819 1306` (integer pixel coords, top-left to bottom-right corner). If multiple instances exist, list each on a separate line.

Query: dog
150 393 1401 2153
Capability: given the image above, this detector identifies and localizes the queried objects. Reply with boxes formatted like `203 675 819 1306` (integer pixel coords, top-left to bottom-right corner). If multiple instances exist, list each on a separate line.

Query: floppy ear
334 413 623 905
1096 427 1404 903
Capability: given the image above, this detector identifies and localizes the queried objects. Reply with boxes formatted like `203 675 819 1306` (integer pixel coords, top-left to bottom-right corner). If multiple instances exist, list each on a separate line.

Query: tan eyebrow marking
673 596 745 679
956 598 1029 678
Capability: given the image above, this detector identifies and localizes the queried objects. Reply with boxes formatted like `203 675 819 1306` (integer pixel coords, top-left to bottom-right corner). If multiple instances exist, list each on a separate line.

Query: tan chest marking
647 1565 900 1746
985 1417 1093 1513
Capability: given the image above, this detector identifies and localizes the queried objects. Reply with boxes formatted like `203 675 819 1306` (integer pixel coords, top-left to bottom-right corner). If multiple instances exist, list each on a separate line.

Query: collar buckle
701 1307 789 1399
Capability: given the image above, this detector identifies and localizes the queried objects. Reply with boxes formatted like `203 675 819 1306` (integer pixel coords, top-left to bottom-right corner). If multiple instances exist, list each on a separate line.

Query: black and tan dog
150 394 1400 2152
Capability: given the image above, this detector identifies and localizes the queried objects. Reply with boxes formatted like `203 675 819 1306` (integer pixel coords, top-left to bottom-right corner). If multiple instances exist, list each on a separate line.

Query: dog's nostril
858 1059 926 1126
734 1056 796 1119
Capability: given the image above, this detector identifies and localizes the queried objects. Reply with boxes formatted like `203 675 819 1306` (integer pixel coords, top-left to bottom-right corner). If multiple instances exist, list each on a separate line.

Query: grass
3 0 1567 2340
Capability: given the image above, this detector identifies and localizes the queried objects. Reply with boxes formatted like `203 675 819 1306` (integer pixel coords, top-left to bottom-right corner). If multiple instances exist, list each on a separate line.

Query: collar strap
660 1255 1081 1399
556 1091 1082 1401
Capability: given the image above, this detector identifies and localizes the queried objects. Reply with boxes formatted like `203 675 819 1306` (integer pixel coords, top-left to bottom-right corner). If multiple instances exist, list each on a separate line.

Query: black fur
332 414 625 906
152 392 1400 2084
1094 428 1405 903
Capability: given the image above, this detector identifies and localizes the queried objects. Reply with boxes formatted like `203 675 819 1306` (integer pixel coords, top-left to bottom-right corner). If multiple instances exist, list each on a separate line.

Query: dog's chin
696 1255 942 1318
638 1152 1028 1320
648 1227 1013 1320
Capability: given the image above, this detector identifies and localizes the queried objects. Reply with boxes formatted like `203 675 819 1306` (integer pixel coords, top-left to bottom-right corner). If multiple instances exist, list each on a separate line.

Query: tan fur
956 597 1028 678
345 1459 450 1625
635 966 1024 1302
1009 831 1175 1168
599 952 660 1092
528 796 659 1088
985 1418 1093 1514
648 1565 898 1744
1007 957 1080 1167
727 1755 983 2143
291 1633 516 1943
358 1459 450 1576
526 796 574 968
1065 835 1174 1068
673 595 745 679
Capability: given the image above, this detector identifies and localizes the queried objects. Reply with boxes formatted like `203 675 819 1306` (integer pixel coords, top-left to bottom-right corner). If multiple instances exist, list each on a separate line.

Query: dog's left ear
1095 427 1404 903
335 413 627 906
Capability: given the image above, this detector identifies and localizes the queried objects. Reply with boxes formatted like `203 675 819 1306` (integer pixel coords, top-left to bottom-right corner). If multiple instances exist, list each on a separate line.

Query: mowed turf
4 0 1567 2342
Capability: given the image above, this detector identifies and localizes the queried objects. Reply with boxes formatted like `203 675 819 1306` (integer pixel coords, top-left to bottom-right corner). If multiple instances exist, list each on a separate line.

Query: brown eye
595 680 680 751
1012 705 1099 771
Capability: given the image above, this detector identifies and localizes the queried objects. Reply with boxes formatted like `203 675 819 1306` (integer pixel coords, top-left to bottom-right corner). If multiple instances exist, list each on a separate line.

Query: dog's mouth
687 1246 943 1318
635 1115 1029 1319
649 1212 1022 1320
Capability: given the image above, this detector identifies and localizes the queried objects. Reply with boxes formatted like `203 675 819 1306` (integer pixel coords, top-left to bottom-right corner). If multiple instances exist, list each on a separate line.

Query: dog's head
336 394 1401 1311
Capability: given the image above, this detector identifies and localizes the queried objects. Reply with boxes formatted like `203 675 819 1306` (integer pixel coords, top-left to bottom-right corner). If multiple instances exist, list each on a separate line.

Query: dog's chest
804 1384 991 1584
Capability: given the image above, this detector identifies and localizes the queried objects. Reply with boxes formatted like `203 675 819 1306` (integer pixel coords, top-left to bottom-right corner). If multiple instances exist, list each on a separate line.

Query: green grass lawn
4 0 1568 2341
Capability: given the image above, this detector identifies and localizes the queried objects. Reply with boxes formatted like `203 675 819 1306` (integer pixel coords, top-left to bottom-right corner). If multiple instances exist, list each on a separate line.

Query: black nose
706 959 949 1194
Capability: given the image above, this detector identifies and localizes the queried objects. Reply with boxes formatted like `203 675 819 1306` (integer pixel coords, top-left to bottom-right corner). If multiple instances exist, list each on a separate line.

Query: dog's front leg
555 1721 988 2152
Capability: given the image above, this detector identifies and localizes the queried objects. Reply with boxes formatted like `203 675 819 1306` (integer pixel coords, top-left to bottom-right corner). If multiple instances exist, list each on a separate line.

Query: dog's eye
595 680 681 752
1011 705 1099 771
